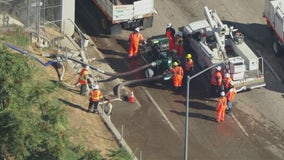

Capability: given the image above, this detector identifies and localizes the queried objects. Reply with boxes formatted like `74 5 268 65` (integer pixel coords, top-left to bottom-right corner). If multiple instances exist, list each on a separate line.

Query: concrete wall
61 0 75 36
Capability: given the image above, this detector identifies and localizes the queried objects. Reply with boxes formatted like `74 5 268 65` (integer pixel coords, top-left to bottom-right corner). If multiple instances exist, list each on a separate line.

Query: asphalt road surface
76 0 284 159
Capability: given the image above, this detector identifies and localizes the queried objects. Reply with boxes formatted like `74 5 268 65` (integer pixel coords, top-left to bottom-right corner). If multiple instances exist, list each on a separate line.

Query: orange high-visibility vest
171 66 184 87
185 59 194 72
89 89 103 102
129 32 144 57
224 77 232 89
226 87 236 102
78 68 88 85
210 71 222 86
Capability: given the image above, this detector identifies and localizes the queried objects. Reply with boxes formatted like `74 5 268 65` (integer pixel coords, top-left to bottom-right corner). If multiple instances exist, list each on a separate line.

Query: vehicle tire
100 17 111 34
205 69 212 82
145 68 154 78
272 40 282 57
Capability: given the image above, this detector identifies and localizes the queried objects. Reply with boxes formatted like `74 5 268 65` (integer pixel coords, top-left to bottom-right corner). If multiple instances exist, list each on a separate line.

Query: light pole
183 61 228 160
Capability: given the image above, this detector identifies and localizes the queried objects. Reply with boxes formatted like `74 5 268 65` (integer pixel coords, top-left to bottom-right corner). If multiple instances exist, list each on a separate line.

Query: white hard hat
167 23 172 28
134 27 140 32
220 91 225 97
215 66 221 71
92 85 99 90
177 31 183 37
85 65 90 70
225 73 230 78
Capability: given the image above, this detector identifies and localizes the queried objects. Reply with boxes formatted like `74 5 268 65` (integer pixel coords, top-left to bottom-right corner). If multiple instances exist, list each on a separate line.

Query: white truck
263 0 284 56
92 0 156 34
183 6 266 92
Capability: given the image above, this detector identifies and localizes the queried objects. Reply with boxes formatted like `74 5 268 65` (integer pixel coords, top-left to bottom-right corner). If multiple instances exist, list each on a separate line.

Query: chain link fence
1 0 62 28
0 0 65 48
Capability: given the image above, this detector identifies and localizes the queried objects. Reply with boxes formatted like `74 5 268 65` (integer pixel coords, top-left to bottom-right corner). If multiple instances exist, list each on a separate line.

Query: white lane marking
256 50 282 81
142 87 181 138
231 112 249 137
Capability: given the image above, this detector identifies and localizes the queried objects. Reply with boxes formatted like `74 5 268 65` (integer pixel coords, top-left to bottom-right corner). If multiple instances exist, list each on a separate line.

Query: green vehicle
140 37 174 81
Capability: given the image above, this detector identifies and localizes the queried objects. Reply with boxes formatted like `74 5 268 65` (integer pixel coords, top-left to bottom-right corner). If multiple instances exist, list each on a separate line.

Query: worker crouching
88 85 103 114
226 82 237 113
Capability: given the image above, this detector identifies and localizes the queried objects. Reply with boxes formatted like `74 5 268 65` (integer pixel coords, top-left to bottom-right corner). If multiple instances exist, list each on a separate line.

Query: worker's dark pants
88 101 99 112
80 84 87 96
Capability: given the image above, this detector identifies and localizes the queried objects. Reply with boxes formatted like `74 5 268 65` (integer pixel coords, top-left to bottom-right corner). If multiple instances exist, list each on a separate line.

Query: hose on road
116 74 164 100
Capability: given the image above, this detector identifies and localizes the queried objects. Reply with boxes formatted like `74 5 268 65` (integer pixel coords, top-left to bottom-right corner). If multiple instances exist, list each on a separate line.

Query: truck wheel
272 41 282 56
101 18 110 34
205 70 212 82
145 68 154 78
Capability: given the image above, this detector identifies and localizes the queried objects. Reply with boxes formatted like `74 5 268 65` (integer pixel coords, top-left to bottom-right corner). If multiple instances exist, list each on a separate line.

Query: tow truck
183 6 266 92
263 0 284 56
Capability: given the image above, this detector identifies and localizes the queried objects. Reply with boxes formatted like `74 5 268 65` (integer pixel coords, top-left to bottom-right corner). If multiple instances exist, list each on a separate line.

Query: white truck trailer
183 6 266 92
92 0 156 34
263 0 284 55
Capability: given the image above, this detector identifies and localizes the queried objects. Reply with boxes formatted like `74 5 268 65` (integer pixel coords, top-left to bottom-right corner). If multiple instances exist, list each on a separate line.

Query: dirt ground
31 51 120 156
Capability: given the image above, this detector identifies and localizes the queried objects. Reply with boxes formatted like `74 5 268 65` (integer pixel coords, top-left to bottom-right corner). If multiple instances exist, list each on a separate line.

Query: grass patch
0 26 31 47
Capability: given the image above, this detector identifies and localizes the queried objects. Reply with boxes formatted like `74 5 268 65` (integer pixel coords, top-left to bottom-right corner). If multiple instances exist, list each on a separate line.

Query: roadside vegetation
0 26 132 160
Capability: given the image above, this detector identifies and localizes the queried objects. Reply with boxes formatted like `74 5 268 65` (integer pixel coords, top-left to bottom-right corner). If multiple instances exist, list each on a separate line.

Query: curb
68 35 139 160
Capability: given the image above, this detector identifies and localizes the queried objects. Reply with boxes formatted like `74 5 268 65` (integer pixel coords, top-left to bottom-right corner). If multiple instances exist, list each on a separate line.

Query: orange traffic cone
128 90 135 103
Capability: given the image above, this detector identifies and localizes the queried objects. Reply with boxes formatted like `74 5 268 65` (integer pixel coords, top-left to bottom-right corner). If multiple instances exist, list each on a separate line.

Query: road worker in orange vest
223 73 232 93
77 65 89 96
128 27 145 58
210 66 223 97
184 53 194 76
174 31 184 58
166 23 175 52
226 82 237 113
216 91 227 122
88 85 103 114
170 61 184 90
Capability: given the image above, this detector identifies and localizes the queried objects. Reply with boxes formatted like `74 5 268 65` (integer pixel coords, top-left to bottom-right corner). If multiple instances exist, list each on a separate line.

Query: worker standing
88 85 103 114
184 53 194 76
226 82 237 113
223 73 232 93
128 27 145 58
210 66 223 97
166 23 175 52
174 31 184 58
170 61 184 90
216 91 227 123
77 65 90 96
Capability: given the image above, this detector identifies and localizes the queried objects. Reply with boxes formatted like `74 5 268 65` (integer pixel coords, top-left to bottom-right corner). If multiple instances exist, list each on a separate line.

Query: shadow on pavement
170 110 216 122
